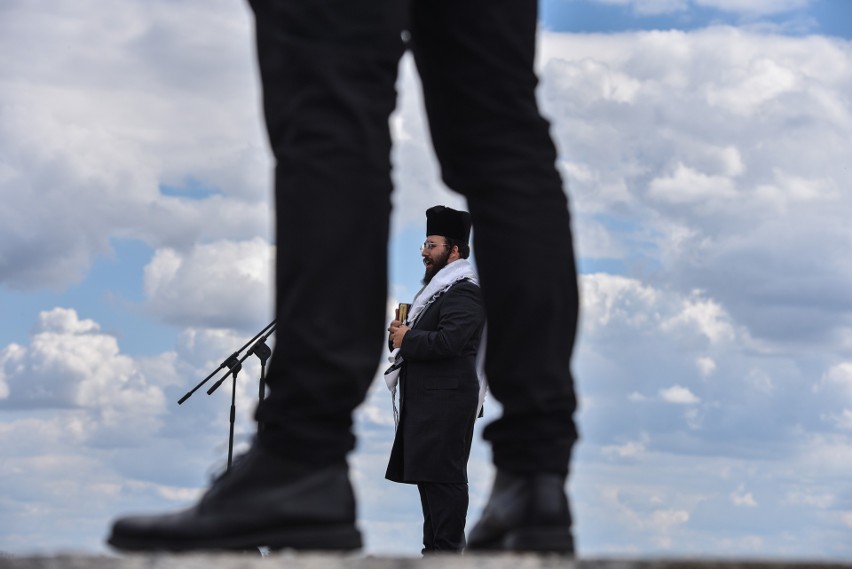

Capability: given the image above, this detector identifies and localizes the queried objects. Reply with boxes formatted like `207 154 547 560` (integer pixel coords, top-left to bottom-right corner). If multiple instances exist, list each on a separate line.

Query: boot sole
469 526 574 554
108 524 362 553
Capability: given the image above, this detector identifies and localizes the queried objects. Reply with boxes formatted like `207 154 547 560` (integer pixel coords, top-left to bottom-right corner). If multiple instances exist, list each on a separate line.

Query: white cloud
581 274 659 331
796 434 852 478
0 0 271 292
648 162 739 205
823 409 852 431
574 216 628 259
706 56 800 115
696 356 716 377
818 362 852 397
661 293 735 344
714 534 766 551
580 275 739 353
659 385 700 404
784 490 834 509
628 391 650 402
603 433 651 459
648 509 690 548
683 406 704 430
598 484 692 550
731 484 758 507
0 309 166 434
746 368 774 394
542 28 852 351
143 238 274 330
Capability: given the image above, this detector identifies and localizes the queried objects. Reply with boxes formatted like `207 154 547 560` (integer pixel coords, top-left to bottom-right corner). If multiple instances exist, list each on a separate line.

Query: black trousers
417 482 468 553
250 0 579 475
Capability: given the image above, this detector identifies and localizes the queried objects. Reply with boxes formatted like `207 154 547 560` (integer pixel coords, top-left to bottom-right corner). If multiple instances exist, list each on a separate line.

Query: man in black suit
385 205 486 553
108 0 578 555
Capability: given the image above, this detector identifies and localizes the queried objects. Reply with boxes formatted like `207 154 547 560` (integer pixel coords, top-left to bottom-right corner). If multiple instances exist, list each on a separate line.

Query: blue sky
2 0 852 559
543 0 852 37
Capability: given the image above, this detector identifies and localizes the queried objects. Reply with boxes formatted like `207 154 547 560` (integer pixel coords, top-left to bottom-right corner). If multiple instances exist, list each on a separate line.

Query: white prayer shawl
384 258 488 428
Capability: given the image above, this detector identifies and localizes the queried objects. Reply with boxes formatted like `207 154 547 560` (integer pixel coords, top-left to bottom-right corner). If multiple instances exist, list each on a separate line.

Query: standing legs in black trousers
107 0 578 554
417 482 469 553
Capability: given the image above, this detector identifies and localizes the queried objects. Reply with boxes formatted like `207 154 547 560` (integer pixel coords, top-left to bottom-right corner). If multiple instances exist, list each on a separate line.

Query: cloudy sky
2 0 852 560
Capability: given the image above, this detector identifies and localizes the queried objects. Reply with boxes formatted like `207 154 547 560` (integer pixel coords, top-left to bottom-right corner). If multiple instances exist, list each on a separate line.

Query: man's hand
388 320 410 349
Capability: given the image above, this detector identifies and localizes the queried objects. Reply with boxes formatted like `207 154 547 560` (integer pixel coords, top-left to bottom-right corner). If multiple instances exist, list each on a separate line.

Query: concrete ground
1 554 850 569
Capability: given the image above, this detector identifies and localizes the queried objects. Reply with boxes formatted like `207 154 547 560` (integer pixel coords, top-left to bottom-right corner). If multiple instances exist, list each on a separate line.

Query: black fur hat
425 205 471 244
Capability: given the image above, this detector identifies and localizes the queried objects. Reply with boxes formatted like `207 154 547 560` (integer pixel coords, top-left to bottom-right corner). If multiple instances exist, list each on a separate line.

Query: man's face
421 235 451 285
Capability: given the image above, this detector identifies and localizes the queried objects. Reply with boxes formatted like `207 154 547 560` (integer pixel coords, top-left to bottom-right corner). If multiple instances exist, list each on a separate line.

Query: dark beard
422 248 451 285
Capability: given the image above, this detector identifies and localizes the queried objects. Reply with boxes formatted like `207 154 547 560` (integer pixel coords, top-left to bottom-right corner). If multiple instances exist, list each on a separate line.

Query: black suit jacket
385 278 485 484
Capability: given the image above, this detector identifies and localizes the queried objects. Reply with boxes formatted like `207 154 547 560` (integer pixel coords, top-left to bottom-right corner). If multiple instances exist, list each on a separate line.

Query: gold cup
397 303 411 323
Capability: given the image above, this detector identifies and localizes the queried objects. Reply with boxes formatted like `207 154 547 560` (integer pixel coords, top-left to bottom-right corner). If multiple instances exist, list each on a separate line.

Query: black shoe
467 470 574 554
107 443 362 552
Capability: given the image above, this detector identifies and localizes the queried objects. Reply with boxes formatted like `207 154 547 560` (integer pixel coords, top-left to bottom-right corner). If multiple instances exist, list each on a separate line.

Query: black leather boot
467 470 574 554
107 443 361 552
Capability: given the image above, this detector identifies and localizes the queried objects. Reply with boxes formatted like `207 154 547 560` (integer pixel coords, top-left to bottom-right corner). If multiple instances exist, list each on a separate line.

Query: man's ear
450 245 461 261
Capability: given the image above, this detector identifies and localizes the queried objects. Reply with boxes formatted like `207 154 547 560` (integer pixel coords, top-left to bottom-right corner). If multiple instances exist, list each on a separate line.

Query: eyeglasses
421 241 449 252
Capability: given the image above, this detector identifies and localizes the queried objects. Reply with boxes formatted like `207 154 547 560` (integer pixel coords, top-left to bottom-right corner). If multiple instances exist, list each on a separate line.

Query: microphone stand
249 334 273 433
177 320 276 405
177 320 277 471
218 355 241 470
